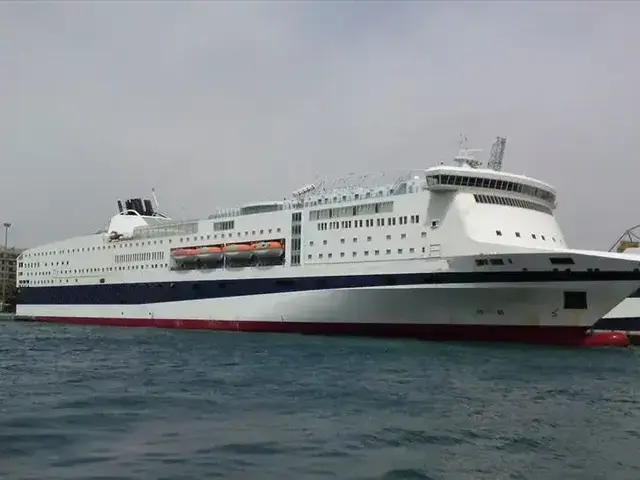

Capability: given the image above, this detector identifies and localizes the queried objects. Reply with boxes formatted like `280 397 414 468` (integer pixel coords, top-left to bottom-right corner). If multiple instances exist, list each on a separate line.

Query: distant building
1 246 23 312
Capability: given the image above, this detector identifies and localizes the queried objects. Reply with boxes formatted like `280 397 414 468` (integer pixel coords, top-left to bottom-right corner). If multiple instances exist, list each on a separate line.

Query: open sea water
1 322 640 480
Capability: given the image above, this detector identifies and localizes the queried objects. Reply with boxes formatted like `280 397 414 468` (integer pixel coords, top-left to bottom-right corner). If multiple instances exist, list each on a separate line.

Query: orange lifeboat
222 243 254 260
171 248 199 263
196 246 223 262
253 241 284 258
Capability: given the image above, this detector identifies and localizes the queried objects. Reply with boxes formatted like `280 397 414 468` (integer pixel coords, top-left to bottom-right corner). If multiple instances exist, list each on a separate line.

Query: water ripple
2 323 640 479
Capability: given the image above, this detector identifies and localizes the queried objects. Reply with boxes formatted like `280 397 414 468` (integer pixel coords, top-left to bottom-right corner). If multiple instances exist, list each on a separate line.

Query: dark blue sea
1 322 640 480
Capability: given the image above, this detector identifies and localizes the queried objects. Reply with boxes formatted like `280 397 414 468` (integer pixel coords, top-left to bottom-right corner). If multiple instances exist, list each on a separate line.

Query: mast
452 134 483 168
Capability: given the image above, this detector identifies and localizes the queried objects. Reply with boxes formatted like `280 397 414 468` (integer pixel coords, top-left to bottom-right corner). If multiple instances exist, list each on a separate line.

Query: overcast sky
1 1 638 250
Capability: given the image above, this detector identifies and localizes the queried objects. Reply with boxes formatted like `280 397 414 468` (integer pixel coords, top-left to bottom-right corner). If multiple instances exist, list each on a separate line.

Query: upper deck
15 136 573 290
83 136 556 243
18 134 559 253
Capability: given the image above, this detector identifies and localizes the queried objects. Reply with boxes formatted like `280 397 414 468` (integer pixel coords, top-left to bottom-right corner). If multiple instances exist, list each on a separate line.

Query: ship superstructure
15 137 640 345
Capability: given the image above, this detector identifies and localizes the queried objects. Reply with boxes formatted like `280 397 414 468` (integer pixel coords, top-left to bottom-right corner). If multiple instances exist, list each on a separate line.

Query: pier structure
1 222 23 312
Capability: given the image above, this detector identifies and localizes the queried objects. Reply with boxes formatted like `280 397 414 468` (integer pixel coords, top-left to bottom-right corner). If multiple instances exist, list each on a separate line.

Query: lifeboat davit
171 248 199 263
222 243 254 260
196 246 223 262
253 241 284 258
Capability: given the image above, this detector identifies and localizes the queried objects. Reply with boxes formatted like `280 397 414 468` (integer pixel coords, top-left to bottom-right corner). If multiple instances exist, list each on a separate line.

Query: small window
550 257 574 265
564 291 587 310
475 259 489 266
489 258 504 266
496 230 502 236
515 232 521 238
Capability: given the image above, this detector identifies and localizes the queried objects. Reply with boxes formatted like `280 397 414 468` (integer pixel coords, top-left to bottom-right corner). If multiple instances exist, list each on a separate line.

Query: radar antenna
487 136 507 171
453 133 483 168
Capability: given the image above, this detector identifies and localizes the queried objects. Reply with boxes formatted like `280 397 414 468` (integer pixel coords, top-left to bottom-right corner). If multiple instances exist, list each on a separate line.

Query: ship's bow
516 249 640 346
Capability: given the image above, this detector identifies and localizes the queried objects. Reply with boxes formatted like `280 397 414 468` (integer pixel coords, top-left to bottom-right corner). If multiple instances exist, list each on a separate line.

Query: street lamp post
2 222 11 312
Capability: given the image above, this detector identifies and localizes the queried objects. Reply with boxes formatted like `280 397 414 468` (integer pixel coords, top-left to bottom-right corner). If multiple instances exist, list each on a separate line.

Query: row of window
475 256 575 268
213 220 235 231
133 221 198 239
318 214 422 231
427 174 556 204
473 193 552 215
310 201 394 221
19 263 173 285
310 232 425 247
21 260 71 269
495 230 559 243
308 246 424 260
116 251 165 264
475 258 513 266
19 271 50 277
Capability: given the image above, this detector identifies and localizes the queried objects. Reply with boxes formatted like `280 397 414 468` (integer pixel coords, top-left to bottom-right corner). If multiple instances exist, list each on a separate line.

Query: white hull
18 280 640 329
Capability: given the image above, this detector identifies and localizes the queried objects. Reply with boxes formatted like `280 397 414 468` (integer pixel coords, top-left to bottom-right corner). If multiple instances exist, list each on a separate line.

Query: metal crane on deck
487 136 507 171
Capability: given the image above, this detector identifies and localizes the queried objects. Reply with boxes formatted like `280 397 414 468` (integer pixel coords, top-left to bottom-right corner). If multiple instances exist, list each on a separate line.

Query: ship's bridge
425 165 557 207
239 201 285 215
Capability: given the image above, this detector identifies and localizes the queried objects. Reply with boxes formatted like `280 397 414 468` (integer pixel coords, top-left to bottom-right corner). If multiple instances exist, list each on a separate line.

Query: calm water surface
1 322 640 479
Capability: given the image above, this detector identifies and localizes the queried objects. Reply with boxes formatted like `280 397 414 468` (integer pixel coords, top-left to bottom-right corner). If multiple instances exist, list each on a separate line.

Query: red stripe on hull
27 316 630 347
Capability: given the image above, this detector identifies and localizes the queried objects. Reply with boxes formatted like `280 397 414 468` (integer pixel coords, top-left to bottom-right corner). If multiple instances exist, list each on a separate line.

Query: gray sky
1 1 638 250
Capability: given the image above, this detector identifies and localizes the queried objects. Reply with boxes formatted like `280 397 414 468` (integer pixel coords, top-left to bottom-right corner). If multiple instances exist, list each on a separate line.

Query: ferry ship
14 137 640 346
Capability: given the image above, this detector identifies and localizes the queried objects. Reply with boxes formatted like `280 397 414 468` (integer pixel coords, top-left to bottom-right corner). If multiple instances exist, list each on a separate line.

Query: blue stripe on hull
17 269 640 306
